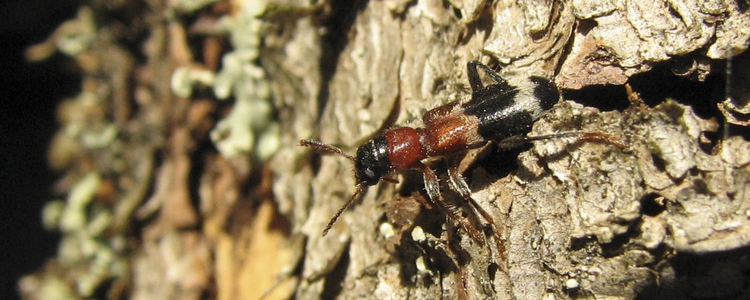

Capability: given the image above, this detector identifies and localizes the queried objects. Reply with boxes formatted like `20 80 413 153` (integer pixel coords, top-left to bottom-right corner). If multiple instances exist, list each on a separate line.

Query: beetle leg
446 156 495 228
496 132 625 150
446 160 472 199
444 221 469 300
447 155 507 262
416 162 441 203
416 162 484 243
468 60 508 92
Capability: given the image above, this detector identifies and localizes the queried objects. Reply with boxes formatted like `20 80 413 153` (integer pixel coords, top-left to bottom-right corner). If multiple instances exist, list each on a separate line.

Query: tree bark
20 0 750 299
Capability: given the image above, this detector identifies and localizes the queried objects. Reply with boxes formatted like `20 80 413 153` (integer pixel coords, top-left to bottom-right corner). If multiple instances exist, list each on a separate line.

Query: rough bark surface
19 0 750 300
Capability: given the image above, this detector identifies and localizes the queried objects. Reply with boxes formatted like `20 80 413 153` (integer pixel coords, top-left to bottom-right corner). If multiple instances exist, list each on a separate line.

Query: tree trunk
20 0 750 299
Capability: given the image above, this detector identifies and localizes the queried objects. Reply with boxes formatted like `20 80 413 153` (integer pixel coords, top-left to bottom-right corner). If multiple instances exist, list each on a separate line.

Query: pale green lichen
19 274 77 300
35 56 125 298
38 172 126 297
55 91 119 158
169 1 280 161
25 6 96 61
28 0 284 297
59 173 101 232
176 1 281 161
41 173 122 297
79 124 118 149
174 0 220 12
170 66 216 98
55 7 96 56
42 200 65 231
86 209 113 236
23 3 155 299
257 122 281 161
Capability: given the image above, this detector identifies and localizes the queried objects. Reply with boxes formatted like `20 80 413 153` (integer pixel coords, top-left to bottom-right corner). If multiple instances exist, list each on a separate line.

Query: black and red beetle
301 60 616 237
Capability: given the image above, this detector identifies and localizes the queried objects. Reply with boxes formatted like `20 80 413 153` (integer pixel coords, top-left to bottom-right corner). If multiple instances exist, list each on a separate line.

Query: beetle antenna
299 139 356 162
322 182 366 236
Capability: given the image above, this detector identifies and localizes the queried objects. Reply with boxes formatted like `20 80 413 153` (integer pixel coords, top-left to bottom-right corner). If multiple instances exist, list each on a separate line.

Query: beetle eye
365 168 376 179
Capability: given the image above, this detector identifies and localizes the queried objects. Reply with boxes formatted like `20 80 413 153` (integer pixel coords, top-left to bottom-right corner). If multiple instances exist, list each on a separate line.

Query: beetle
301 61 613 238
